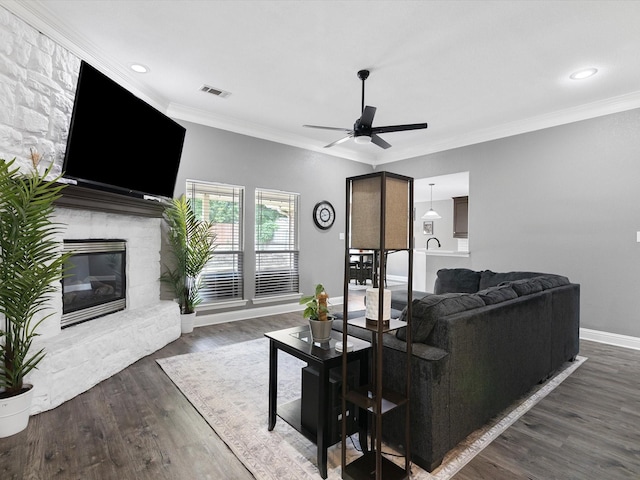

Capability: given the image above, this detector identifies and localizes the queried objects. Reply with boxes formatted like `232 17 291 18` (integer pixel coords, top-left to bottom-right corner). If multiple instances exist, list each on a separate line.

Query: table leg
317 362 328 479
268 340 277 431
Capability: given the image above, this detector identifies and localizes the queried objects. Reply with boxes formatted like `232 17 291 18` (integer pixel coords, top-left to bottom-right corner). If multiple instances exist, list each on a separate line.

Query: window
255 189 299 297
186 180 244 303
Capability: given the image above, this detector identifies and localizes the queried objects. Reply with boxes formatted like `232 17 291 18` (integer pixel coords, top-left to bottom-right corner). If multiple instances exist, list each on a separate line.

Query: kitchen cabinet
453 196 468 239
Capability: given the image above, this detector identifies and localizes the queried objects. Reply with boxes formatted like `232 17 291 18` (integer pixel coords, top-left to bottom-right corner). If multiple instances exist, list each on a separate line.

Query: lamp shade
349 172 412 250
421 182 441 219
421 208 441 220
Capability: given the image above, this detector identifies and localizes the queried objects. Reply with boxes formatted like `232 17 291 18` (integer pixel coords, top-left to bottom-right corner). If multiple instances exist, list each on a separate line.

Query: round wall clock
313 201 335 230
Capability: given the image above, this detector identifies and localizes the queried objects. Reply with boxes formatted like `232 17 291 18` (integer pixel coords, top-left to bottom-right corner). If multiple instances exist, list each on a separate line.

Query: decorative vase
365 287 392 326
181 312 196 334
0 384 34 438
309 317 334 343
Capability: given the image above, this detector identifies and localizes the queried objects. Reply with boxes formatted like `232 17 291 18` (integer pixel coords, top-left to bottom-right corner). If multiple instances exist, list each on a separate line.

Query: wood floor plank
453 340 640 480
0 309 638 480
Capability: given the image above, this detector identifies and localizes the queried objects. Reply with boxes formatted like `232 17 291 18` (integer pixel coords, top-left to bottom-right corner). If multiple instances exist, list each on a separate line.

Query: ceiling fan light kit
303 69 428 149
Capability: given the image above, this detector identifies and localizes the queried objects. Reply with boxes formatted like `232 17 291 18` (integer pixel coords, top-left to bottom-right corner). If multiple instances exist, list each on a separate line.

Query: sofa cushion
434 268 481 294
396 292 485 342
500 274 570 296
476 284 518 305
391 289 430 311
479 270 547 290
534 274 570 289
505 278 544 296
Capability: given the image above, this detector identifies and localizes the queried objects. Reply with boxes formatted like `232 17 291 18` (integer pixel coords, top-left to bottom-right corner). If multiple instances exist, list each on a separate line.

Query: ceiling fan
303 69 428 149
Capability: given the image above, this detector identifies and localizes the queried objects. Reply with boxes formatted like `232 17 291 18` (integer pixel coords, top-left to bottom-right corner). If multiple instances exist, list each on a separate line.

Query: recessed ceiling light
570 68 598 80
129 63 149 73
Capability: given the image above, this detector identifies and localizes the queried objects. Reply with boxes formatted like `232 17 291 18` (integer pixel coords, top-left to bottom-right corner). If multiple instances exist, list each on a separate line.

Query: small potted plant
160 195 216 334
0 157 70 437
299 283 333 342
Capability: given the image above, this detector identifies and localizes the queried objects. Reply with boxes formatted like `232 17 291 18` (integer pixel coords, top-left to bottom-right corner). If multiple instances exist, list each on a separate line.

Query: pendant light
421 183 441 220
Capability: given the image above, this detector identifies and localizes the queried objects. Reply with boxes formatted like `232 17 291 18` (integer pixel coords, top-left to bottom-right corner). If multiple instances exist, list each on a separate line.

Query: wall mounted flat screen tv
63 60 186 199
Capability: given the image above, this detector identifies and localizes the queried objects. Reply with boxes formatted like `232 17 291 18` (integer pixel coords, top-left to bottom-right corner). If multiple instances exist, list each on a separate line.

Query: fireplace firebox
62 239 126 328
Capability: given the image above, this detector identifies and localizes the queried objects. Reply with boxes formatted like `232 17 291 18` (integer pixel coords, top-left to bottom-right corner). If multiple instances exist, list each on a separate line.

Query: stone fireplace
26 187 181 414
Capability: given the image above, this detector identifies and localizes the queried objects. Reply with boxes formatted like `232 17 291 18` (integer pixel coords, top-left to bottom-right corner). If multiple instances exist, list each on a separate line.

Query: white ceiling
5 0 640 171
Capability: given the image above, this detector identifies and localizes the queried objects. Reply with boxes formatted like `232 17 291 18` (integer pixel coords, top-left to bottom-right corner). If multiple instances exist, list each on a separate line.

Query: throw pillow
433 268 481 294
479 270 547 290
476 284 518 305
396 292 484 342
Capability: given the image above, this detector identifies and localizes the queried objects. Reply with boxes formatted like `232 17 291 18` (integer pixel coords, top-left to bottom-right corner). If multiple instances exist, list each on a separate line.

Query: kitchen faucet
427 237 441 250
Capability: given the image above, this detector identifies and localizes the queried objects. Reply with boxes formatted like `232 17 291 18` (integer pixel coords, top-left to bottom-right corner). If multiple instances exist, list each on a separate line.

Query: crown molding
167 103 374 165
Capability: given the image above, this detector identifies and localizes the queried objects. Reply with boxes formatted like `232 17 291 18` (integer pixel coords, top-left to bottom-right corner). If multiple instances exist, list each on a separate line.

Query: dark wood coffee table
265 325 370 479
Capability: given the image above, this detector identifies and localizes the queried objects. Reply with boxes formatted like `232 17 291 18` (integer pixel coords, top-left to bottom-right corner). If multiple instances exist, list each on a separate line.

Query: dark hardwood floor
1 304 639 479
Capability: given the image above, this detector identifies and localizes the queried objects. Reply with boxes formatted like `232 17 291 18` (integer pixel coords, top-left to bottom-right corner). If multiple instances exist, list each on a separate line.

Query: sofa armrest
383 333 448 361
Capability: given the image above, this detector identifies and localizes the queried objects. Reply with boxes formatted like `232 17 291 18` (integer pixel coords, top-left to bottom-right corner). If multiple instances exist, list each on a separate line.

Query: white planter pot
181 312 196 334
0 384 34 438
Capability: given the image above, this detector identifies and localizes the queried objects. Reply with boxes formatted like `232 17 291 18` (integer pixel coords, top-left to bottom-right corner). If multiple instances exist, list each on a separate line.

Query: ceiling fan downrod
357 69 369 114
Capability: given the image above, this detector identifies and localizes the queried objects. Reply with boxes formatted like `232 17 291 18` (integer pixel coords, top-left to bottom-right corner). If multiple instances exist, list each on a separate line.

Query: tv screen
63 60 186 199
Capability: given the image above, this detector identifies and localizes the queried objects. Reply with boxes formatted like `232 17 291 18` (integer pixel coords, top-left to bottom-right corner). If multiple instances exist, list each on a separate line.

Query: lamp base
365 318 390 327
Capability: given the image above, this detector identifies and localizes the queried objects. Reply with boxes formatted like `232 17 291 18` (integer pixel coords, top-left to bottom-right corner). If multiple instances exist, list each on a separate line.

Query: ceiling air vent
200 84 231 98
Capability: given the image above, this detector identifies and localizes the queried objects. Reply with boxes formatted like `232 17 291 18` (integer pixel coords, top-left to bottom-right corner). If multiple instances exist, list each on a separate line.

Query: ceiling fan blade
359 105 377 128
303 124 352 132
371 134 391 149
371 122 428 134
324 134 353 148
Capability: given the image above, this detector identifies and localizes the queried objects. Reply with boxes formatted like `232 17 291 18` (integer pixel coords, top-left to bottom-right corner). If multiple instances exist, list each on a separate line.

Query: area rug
157 338 586 479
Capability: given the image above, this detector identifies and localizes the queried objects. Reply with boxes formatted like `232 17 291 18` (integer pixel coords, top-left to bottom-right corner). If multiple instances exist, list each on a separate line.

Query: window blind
186 180 244 302
255 189 299 297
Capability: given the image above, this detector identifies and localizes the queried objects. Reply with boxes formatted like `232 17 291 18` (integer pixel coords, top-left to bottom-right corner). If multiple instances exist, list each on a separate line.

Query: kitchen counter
414 248 470 257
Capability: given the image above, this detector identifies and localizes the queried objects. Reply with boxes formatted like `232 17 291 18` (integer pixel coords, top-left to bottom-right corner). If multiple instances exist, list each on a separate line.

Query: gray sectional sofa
338 268 580 472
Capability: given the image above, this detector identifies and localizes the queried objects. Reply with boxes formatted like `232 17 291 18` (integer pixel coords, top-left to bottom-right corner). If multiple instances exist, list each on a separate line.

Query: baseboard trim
580 327 640 351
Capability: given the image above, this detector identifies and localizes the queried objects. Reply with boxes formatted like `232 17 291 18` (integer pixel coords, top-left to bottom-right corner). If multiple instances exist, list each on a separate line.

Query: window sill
252 293 302 305
198 299 249 311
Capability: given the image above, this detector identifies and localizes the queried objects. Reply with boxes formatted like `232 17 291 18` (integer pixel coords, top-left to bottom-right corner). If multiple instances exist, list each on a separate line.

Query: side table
265 325 370 479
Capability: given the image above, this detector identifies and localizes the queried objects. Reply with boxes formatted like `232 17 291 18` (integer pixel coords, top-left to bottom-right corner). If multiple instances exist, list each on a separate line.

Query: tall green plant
0 158 69 397
160 195 216 314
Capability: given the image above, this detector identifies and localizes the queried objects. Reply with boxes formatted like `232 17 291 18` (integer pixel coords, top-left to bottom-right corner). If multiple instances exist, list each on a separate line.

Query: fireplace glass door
62 240 126 328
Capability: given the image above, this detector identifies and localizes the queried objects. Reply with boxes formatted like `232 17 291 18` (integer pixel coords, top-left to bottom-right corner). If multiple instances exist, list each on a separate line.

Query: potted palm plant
299 283 333 342
160 195 216 334
0 157 69 437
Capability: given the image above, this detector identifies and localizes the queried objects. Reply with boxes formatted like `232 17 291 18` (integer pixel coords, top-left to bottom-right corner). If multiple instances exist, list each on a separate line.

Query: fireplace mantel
54 183 166 218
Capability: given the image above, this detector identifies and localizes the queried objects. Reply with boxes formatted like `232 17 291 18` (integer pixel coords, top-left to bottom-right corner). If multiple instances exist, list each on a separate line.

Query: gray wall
380 109 640 338
174 120 370 309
